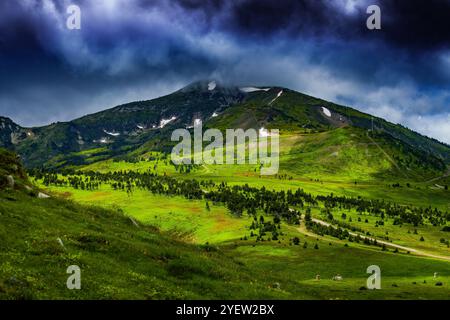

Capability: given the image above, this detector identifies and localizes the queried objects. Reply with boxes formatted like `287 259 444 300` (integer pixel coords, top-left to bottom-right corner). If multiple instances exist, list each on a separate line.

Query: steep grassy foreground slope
1 189 277 299
0 148 278 299
2 147 449 299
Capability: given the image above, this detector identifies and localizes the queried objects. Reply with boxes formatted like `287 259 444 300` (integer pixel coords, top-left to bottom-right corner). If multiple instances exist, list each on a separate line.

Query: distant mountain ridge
1 80 449 173
0 116 30 149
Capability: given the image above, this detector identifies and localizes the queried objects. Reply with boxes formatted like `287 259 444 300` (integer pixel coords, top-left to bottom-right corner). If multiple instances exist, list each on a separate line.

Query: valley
1 82 449 299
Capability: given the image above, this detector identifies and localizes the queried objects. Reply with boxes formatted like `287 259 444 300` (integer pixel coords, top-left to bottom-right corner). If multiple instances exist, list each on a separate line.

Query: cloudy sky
0 0 449 143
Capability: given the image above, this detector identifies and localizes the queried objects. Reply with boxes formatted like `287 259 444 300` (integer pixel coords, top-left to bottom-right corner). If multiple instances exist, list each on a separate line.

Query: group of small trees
30 167 450 246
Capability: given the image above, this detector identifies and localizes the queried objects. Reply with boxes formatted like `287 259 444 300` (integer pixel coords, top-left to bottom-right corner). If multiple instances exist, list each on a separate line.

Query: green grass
3 81 450 301
234 241 450 300
1 188 449 300
28 167 450 300
74 129 449 210
35 174 450 259
2 135 450 300
312 207 450 257
0 188 278 299
38 183 250 244
72 147 108 157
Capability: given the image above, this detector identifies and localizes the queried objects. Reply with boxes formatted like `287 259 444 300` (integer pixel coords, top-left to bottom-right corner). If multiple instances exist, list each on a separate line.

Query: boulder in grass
6 175 14 188
38 192 50 199
271 282 281 289
57 237 66 250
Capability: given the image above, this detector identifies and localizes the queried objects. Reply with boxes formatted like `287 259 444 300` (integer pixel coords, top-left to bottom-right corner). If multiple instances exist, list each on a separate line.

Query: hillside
1 148 449 300
0 148 281 299
0 117 29 149
0 81 449 181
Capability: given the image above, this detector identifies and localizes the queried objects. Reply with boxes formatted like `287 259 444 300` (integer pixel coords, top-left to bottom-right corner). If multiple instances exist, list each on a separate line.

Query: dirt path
365 133 450 187
424 168 450 184
296 212 450 262
366 132 407 177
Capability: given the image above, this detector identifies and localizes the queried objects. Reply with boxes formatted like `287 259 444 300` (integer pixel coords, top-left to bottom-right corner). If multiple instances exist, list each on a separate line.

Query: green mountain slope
280 127 446 181
207 88 450 163
2 148 450 300
0 117 29 149
1 81 449 178
0 148 277 299
7 81 246 167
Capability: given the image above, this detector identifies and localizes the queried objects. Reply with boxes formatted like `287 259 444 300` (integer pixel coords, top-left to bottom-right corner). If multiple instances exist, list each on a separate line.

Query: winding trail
424 167 450 184
294 211 450 262
366 132 407 177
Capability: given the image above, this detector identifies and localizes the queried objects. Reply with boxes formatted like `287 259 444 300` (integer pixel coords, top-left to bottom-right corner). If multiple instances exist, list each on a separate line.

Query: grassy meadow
1 124 449 300
18 129 448 299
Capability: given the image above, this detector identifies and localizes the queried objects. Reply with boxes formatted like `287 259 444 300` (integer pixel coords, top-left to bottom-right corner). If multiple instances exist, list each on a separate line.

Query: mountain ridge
1 81 449 173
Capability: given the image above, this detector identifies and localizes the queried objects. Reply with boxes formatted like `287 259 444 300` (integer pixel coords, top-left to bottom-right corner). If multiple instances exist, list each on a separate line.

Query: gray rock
6 175 14 188
7 276 22 286
57 237 66 250
38 192 50 199
129 217 139 227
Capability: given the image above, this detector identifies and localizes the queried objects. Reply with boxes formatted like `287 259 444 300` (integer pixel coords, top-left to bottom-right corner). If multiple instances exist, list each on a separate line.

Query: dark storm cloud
175 0 450 51
379 0 450 51
0 0 449 142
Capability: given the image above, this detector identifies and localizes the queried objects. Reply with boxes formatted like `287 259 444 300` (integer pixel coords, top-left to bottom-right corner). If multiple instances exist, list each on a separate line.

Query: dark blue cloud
0 0 449 142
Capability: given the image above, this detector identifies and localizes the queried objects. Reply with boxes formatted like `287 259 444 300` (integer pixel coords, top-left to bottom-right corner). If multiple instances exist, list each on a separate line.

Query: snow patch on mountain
160 116 177 128
269 90 283 105
186 118 202 129
103 129 121 136
208 81 217 91
95 137 109 144
212 112 219 118
240 87 271 93
322 107 332 117
137 125 145 130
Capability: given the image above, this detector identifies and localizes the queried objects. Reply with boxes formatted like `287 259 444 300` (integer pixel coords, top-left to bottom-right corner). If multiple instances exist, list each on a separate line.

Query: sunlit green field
41 184 250 244
33 181 450 299
37 174 450 257
76 131 450 212
2 186 449 299
28 129 450 299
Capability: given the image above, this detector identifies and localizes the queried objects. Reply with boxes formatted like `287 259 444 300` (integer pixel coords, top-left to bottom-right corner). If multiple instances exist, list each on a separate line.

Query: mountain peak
179 80 220 92
1 82 449 169
0 116 23 130
179 80 248 95
0 116 15 123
